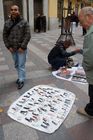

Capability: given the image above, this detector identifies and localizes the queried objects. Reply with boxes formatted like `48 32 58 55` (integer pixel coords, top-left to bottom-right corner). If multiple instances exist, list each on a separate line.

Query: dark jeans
50 58 66 70
85 84 93 116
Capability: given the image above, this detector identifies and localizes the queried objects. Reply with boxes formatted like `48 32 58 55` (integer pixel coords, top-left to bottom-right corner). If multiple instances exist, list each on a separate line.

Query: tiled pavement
0 26 93 140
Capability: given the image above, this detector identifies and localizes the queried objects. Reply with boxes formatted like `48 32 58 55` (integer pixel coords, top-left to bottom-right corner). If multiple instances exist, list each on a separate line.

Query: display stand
57 1 75 45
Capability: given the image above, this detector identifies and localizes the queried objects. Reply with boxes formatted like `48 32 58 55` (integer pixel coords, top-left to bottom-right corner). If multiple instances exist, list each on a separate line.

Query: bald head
80 7 93 16
79 7 93 29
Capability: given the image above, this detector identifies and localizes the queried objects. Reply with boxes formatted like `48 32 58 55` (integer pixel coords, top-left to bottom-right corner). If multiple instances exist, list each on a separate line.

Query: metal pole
68 0 72 15
61 0 64 35
58 0 75 45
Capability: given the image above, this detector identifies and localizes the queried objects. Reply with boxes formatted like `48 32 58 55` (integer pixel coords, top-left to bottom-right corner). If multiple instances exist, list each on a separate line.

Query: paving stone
0 65 9 71
0 57 5 62
69 120 93 140
0 106 12 125
64 105 88 128
0 126 4 140
3 122 39 140
37 124 74 140
28 43 48 62
26 61 35 67
0 52 3 55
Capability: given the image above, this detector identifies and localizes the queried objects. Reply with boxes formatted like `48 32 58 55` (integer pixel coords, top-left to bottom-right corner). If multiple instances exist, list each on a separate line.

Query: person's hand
75 48 83 54
18 48 24 53
9 47 14 53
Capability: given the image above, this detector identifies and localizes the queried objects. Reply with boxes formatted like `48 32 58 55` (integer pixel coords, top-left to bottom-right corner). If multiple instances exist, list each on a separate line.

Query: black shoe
17 81 24 89
16 79 19 84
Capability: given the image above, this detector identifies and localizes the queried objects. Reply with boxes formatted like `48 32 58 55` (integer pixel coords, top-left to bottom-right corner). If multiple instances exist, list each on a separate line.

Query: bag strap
8 18 22 35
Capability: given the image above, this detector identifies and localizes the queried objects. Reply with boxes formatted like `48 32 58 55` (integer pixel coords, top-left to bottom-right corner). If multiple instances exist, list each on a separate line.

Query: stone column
48 0 58 30
22 0 27 20
28 0 34 32
43 0 48 30
0 0 4 32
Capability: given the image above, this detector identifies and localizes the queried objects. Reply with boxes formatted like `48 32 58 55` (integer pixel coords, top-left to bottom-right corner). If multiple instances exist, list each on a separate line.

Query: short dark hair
10 5 19 11
63 39 72 46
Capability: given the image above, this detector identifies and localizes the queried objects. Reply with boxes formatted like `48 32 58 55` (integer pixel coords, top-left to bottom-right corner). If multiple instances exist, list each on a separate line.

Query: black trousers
85 84 93 116
50 58 66 70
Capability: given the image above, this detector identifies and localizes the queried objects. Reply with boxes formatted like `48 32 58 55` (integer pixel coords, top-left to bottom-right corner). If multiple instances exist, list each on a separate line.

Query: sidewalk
0 26 92 140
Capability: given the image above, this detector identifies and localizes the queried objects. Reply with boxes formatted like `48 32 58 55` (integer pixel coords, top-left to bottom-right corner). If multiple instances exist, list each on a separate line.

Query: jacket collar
85 25 93 36
11 15 21 23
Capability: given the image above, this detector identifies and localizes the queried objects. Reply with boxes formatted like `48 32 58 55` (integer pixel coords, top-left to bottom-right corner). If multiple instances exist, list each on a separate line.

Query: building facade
0 0 92 33
0 0 55 32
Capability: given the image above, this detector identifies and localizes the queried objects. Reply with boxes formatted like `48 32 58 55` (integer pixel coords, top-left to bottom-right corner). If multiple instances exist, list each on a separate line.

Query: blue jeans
12 50 27 82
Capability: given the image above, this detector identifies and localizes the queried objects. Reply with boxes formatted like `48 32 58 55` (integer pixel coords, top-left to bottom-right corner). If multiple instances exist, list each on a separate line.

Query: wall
48 0 58 30
0 0 4 32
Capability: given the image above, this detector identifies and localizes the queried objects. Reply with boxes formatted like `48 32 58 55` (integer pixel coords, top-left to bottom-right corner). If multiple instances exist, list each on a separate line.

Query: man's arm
60 47 78 57
20 21 31 50
3 23 10 49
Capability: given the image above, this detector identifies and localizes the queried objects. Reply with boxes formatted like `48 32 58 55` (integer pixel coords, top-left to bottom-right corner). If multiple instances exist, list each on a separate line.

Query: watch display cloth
52 67 87 84
7 85 75 133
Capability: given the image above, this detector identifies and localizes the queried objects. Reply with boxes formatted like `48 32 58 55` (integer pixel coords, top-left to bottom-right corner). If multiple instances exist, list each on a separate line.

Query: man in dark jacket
35 13 41 33
48 39 82 70
3 5 31 89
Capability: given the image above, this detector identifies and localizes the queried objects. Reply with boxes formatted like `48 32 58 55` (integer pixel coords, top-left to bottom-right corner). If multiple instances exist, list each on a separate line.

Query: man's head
79 7 93 30
10 5 20 19
63 39 72 49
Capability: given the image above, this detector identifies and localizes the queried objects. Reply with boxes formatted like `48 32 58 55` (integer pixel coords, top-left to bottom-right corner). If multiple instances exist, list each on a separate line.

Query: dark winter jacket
48 42 77 64
3 16 31 50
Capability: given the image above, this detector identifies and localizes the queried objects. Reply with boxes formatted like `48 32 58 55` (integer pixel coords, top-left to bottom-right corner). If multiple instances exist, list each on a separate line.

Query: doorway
34 0 43 31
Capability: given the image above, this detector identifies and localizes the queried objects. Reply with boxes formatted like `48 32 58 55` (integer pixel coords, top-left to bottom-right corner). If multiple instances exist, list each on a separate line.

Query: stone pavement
0 26 93 140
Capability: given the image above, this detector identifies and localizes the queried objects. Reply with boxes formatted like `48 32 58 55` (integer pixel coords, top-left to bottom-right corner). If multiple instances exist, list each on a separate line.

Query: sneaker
77 107 93 119
48 66 57 71
17 81 24 89
48 66 53 71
